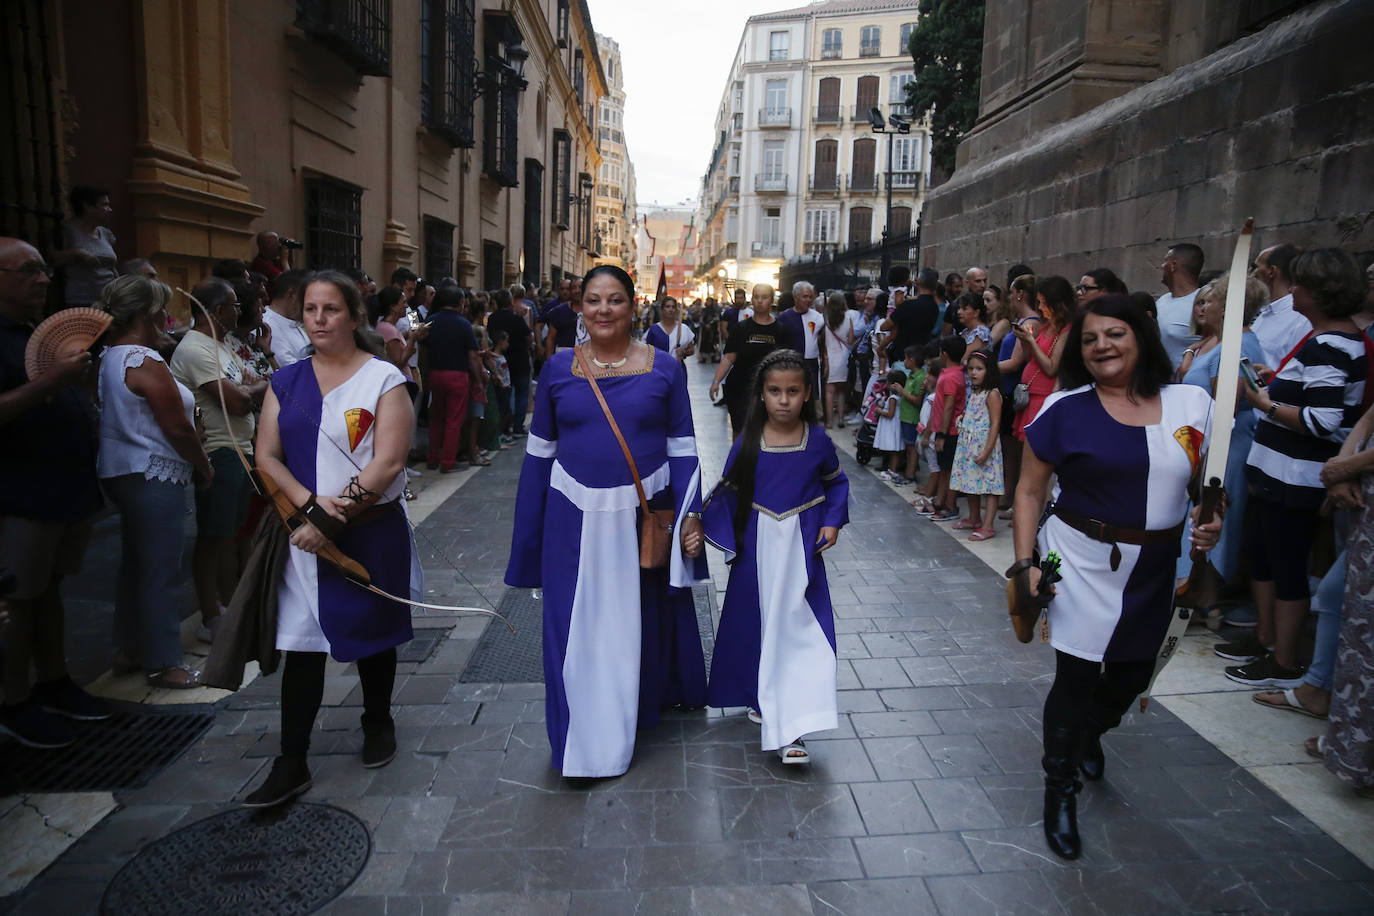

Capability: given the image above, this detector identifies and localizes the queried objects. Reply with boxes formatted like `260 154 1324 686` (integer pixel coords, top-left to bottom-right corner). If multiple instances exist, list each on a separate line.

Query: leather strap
573 346 653 519
1051 505 1183 546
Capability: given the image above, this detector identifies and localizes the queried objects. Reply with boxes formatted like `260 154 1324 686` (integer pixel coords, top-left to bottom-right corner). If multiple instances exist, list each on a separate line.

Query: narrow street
4 358 1372 915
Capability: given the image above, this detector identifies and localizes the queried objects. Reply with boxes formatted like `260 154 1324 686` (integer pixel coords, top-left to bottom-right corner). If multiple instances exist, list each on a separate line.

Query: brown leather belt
350 500 402 527
1051 505 1183 571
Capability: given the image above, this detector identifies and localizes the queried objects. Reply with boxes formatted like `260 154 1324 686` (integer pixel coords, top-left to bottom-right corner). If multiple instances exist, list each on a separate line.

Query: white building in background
694 0 932 297
593 33 637 273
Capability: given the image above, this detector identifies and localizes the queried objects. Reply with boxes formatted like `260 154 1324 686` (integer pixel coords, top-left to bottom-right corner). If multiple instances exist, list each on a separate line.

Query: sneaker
361 714 397 769
0 700 77 748
1223 605 1258 628
32 676 113 721
242 756 312 809
1224 654 1306 688
1214 633 1268 662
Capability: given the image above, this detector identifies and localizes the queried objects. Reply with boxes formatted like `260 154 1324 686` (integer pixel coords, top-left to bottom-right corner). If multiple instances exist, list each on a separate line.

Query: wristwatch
1005 558 1036 579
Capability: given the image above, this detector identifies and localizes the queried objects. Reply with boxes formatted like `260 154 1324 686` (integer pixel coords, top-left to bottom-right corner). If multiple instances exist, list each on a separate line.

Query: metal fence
779 227 921 294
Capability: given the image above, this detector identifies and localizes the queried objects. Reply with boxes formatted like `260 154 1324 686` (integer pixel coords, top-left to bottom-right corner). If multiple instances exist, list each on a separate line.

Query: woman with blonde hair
98 275 214 687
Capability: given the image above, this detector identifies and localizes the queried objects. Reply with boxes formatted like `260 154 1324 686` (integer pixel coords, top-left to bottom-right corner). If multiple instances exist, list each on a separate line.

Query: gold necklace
588 347 629 369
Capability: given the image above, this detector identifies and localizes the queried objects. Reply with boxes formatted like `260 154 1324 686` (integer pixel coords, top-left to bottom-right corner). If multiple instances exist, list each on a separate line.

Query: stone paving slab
4 364 1374 915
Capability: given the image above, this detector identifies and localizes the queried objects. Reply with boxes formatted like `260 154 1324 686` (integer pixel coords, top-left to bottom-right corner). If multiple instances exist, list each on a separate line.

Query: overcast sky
587 0 788 208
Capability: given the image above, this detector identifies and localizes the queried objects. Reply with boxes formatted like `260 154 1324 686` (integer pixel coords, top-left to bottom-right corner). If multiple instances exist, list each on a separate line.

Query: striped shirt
1246 330 1367 507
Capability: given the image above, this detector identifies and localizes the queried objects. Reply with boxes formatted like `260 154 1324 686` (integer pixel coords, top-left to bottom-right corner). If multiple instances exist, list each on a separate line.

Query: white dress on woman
823 312 855 384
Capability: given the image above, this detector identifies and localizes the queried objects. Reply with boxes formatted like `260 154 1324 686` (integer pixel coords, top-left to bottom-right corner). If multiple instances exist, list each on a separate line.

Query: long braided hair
723 348 817 541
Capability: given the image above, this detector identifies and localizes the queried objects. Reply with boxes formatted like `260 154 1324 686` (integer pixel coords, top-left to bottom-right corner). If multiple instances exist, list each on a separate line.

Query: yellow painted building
2 0 607 318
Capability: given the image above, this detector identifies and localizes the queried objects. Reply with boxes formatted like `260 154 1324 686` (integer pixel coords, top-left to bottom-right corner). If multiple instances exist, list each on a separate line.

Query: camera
280 238 304 250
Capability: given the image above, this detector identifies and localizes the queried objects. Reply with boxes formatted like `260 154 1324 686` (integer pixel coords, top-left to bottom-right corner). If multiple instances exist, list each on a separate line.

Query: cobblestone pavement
4 361 1373 915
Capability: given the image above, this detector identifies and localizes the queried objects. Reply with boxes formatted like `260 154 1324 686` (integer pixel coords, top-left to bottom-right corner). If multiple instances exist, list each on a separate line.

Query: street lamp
869 107 911 284
475 35 529 95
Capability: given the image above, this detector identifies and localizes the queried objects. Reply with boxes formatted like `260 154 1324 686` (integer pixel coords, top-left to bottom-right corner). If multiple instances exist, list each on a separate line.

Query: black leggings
1042 650 1154 743
280 648 397 758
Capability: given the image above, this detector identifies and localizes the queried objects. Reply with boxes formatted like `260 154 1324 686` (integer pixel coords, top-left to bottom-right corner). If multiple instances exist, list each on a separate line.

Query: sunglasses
1076 284 1100 293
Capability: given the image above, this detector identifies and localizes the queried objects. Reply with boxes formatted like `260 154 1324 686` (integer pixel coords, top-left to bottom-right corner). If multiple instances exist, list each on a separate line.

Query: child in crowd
874 368 906 481
913 366 940 513
895 345 926 484
703 349 850 764
948 350 1004 540
928 337 967 521
489 330 513 448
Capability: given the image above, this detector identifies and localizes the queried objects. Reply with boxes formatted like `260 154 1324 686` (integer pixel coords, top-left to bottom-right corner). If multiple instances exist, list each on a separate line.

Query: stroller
852 374 885 466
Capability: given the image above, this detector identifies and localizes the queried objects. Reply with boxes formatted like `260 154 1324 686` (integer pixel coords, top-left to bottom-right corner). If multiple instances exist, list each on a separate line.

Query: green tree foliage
903 0 985 179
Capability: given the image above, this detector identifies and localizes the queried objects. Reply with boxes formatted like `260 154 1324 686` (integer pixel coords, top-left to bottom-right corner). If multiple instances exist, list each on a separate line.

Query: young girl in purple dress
703 349 850 764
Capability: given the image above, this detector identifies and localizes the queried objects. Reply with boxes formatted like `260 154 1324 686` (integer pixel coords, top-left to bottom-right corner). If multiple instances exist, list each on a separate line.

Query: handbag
1013 328 1061 413
573 347 675 569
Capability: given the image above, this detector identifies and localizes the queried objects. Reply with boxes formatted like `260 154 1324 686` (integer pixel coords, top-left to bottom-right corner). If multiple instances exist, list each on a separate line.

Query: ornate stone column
125 0 263 310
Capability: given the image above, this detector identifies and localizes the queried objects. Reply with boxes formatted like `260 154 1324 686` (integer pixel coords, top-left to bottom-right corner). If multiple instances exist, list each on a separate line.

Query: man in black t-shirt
486 288 534 435
882 267 942 363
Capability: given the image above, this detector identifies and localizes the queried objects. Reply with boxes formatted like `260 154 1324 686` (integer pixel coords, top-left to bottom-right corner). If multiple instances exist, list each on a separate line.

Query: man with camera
250 230 301 283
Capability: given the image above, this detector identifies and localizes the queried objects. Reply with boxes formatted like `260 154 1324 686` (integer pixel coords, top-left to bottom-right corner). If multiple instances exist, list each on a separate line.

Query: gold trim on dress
570 343 656 378
821 468 842 481
760 424 809 453
702 483 827 521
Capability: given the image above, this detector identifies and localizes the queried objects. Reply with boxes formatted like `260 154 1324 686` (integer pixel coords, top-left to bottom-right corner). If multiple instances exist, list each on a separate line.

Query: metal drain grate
459 588 544 683
101 802 370 915
3 709 213 793
396 626 448 664
459 585 716 684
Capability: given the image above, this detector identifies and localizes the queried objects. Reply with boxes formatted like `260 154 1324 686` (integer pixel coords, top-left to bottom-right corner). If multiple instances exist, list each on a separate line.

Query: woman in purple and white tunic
1013 295 1220 861
507 265 708 781
244 271 418 808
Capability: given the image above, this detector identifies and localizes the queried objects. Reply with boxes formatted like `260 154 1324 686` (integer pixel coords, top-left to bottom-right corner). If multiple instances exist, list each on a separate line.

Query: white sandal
746 708 762 724
778 738 809 764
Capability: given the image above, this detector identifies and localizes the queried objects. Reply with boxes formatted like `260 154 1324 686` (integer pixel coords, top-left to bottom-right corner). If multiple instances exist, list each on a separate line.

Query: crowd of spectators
1 183 1371 804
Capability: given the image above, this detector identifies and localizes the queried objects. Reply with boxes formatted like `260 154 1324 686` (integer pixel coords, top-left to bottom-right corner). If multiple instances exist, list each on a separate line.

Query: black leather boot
361 711 397 769
1079 727 1105 781
1042 725 1083 860
243 755 312 809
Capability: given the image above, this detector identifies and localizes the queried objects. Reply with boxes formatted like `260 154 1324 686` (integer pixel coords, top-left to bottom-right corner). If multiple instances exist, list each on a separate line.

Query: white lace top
97 345 196 484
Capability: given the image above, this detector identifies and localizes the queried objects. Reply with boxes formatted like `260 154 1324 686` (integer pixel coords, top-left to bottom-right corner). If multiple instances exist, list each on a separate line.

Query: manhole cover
100 802 370 916
2 710 213 792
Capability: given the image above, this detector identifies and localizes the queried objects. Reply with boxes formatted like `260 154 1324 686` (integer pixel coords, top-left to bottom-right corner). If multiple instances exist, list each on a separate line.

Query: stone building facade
693 0 930 300
634 206 696 303
2 0 607 318
920 0 1374 289
592 33 637 275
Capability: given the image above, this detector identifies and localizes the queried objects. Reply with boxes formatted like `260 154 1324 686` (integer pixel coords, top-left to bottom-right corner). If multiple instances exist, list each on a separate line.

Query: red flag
655 260 668 302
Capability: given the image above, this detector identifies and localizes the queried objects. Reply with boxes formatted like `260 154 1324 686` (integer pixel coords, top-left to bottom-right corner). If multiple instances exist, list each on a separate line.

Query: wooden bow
176 288 512 630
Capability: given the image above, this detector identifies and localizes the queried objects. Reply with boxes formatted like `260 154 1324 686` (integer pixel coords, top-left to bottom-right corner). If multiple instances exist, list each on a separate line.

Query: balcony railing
887 171 923 190
848 173 878 193
813 105 841 124
752 241 784 258
820 45 841 59
851 103 880 122
808 173 841 193
889 102 913 119
758 107 791 128
754 174 788 192
768 49 788 61
296 0 392 77
859 41 880 58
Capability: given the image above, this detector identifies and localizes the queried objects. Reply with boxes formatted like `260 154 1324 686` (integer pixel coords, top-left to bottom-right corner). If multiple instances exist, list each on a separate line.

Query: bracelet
1266 402 1280 419
1005 558 1036 579
685 511 702 520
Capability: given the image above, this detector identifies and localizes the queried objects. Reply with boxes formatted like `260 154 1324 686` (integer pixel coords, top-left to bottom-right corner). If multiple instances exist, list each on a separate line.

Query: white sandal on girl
778 739 808 764
746 708 763 724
